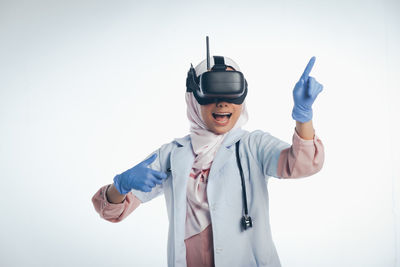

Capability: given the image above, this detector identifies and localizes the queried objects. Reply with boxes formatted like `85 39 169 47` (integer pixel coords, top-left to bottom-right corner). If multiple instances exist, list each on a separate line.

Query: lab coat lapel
207 128 246 201
170 143 194 203
207 145 233 202
170 138 194 248
208 145 233 179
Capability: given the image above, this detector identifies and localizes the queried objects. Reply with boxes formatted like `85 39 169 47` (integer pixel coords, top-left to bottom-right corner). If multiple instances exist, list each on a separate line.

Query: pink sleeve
92 184 142 223
277 128 325 178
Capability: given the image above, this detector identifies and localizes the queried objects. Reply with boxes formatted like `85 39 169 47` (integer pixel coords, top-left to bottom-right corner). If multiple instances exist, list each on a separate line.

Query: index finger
300 56 316 80
140 154 157 167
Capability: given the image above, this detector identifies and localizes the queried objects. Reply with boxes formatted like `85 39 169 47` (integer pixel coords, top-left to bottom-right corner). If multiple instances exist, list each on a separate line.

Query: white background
1 0 399 266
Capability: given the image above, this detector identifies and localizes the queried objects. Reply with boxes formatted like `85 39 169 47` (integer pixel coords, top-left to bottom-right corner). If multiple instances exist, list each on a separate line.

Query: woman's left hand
292 56 324 123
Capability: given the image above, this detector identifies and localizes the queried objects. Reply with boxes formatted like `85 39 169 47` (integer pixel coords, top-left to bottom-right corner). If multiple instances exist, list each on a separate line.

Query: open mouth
212 112 232 125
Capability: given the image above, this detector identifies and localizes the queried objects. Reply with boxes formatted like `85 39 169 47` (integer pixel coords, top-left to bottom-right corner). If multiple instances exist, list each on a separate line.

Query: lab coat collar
173 128 247 148
222 128 247 147
173 135 191 147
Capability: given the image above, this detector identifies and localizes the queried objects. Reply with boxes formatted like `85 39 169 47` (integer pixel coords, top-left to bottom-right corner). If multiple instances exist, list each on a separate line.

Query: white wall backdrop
0 0 399 266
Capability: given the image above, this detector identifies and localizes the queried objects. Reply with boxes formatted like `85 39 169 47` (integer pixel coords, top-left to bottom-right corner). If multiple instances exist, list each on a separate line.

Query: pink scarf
184 56 248 239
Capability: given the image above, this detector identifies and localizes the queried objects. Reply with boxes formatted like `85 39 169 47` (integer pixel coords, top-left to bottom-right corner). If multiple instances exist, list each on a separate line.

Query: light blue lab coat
131 128 292 267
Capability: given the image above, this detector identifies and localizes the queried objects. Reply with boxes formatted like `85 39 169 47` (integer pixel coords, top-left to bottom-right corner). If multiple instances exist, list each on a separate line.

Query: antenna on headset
206 36 210 71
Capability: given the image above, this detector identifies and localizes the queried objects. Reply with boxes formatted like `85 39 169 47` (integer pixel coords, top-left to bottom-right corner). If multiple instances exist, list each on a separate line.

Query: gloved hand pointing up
113 154 168 194
292 56 324 123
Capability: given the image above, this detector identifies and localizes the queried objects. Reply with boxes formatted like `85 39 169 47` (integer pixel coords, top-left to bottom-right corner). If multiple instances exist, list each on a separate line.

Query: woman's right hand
113 154 168 194
291 56 324 123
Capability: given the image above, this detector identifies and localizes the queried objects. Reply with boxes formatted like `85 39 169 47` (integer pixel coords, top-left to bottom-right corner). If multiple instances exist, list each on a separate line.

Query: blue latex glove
113 154 168 194
292 56 324 123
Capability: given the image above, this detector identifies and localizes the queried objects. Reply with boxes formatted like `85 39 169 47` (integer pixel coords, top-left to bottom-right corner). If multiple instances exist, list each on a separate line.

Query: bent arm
107 183 127 204
92 184 142 223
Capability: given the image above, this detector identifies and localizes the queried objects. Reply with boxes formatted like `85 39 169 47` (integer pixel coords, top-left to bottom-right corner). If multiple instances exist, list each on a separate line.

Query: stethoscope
235 140 253 231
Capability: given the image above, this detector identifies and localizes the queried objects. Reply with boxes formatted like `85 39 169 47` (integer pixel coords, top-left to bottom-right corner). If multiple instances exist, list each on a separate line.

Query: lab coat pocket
164 168 172 187
163 158 173 187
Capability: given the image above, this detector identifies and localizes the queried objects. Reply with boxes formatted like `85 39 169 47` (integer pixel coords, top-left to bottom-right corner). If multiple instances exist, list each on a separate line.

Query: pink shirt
92 129 324 266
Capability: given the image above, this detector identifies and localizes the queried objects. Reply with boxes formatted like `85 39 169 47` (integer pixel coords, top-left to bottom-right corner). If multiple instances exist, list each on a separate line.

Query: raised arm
277 125 324 178
295 120 315 140
277 57 325 178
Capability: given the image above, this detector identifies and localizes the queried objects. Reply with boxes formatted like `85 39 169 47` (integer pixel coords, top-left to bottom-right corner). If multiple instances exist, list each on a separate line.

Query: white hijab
186 56 249 170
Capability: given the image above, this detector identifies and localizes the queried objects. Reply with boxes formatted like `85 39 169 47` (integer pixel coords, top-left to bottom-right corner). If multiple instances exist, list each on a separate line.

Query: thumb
140 154 157 167
307 77 316 97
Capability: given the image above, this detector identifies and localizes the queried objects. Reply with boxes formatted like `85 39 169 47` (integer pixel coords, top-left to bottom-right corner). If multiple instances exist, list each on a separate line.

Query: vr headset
186 36 248 105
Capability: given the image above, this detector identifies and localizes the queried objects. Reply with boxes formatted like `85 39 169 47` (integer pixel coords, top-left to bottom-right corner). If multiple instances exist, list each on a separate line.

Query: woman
92 55 324 267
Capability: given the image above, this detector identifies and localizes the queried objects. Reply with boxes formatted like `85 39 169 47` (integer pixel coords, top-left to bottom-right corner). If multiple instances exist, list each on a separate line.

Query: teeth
212 112 232 120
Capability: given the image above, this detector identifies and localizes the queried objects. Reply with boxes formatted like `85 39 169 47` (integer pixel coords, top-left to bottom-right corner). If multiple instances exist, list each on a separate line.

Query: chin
212 126 233 135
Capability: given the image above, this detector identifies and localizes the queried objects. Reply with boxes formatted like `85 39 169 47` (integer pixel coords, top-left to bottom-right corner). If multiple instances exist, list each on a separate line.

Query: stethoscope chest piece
241 215 253 230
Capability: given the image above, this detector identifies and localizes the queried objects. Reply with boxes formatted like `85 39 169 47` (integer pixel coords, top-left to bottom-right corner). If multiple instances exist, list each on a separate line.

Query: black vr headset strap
211 56 227 71
186 64 199 93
